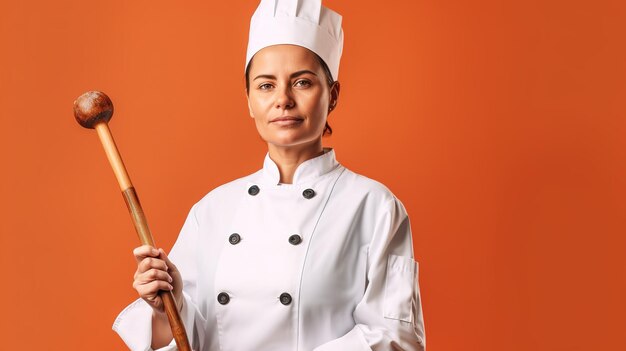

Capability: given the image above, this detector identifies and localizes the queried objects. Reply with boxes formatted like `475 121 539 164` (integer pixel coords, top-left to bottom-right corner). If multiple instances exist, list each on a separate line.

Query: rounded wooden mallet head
74 91 114 128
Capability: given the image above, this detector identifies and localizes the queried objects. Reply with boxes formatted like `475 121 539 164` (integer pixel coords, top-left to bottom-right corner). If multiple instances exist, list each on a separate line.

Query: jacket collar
262 147 339 185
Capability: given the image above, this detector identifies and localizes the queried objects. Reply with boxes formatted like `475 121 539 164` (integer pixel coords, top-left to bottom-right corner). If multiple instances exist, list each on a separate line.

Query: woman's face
246 44 339 150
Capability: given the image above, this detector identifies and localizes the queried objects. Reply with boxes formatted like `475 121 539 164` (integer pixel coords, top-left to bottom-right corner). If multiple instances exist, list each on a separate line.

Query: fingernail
169 284 174 290
168 276 173 283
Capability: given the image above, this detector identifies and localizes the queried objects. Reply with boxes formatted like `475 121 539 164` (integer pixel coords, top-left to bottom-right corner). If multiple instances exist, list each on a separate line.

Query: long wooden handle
95 123 192 351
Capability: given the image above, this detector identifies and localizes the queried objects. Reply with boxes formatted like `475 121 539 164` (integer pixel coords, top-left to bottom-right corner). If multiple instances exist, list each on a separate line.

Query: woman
113 0 425 350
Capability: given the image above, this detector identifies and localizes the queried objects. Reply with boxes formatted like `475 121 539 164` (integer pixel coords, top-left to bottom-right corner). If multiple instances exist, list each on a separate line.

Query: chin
261 130 304 145
268 139 308 148
266 134 321 149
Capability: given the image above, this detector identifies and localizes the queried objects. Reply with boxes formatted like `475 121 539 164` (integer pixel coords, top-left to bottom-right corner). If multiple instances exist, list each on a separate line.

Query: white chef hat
245 0 344 81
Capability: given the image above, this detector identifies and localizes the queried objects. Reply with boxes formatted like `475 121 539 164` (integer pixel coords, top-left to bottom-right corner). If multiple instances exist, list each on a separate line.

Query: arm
112 204 206 351
314 197 426 351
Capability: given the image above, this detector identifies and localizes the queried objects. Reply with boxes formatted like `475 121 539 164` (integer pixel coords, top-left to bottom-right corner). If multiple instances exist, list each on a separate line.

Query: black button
302 188 316 199
248 185 260 196
217 292 230 305
288 234 302 245
229 233 241 245
279 293 292 305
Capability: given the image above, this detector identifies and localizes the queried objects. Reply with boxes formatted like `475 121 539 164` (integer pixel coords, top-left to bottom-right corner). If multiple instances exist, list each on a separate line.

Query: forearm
151 311 174 349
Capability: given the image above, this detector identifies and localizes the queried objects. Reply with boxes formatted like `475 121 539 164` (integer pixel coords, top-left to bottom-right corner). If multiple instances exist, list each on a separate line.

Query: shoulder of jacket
192 169 262 208
337 168 410 219
340 168 400 203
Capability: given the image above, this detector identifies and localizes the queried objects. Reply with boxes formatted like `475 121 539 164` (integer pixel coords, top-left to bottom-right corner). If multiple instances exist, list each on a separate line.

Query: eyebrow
253 70 318 81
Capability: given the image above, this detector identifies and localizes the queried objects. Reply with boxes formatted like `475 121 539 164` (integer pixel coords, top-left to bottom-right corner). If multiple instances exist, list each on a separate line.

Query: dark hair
245 52 335 136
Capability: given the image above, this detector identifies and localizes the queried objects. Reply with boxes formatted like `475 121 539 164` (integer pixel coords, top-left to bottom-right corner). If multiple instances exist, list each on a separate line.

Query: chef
112 0 425 350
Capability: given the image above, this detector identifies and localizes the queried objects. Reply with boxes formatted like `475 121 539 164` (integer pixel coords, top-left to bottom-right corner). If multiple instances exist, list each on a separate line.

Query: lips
270 116 304 127
270 115 303 123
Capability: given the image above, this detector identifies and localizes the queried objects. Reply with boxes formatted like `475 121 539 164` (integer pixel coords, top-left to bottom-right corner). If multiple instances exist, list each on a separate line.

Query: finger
141 280 174 294
158 248 177 272
137 256 168 274
133 245 160 263
136 268 173 284
135 278 173 297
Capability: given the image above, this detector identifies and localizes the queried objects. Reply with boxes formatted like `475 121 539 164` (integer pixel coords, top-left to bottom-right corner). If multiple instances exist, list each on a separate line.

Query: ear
246 92 255 118
328 81 341 113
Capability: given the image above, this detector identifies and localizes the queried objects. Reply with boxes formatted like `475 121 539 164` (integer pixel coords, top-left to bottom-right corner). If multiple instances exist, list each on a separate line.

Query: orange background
1 0 625 349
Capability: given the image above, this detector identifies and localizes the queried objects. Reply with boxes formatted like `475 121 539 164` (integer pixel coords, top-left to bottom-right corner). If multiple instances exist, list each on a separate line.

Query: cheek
253 96 277 117
306 93 329 122
252 112 272 141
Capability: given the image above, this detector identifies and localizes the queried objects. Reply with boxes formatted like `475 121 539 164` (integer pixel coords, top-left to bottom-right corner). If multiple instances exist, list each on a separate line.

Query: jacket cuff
112 298 153 351
112 292 196 351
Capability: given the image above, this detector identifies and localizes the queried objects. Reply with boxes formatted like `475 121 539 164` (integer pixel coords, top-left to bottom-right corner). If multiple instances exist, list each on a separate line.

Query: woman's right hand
132 245 183 314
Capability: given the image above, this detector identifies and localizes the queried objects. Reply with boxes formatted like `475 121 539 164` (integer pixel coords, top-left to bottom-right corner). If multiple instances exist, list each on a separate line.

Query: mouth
270 116 304 126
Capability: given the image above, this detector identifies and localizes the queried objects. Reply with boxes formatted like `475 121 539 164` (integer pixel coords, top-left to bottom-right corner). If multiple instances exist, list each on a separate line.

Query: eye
258 83 273 90
295 79 312 88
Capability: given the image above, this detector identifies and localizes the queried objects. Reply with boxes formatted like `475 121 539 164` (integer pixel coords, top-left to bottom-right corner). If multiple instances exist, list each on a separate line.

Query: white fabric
113 148 425 350
245 0 344 80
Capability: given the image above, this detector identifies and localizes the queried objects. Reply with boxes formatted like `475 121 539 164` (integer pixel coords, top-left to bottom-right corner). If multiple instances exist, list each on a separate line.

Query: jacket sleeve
112 204 207 351
313 197 426 351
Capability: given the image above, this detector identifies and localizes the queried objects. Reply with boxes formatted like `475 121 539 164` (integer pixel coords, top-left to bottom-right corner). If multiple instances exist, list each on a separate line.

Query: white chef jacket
113 148 425 351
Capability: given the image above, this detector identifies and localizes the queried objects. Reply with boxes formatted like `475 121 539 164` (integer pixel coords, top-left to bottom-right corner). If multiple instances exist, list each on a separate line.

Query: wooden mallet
73 91 191 351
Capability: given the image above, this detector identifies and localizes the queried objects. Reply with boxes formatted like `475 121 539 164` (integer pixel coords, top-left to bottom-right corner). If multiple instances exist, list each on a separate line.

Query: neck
268 139 324 184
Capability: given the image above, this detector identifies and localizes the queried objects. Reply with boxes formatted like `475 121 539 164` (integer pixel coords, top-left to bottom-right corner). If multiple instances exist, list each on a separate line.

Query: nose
275 85 295 110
